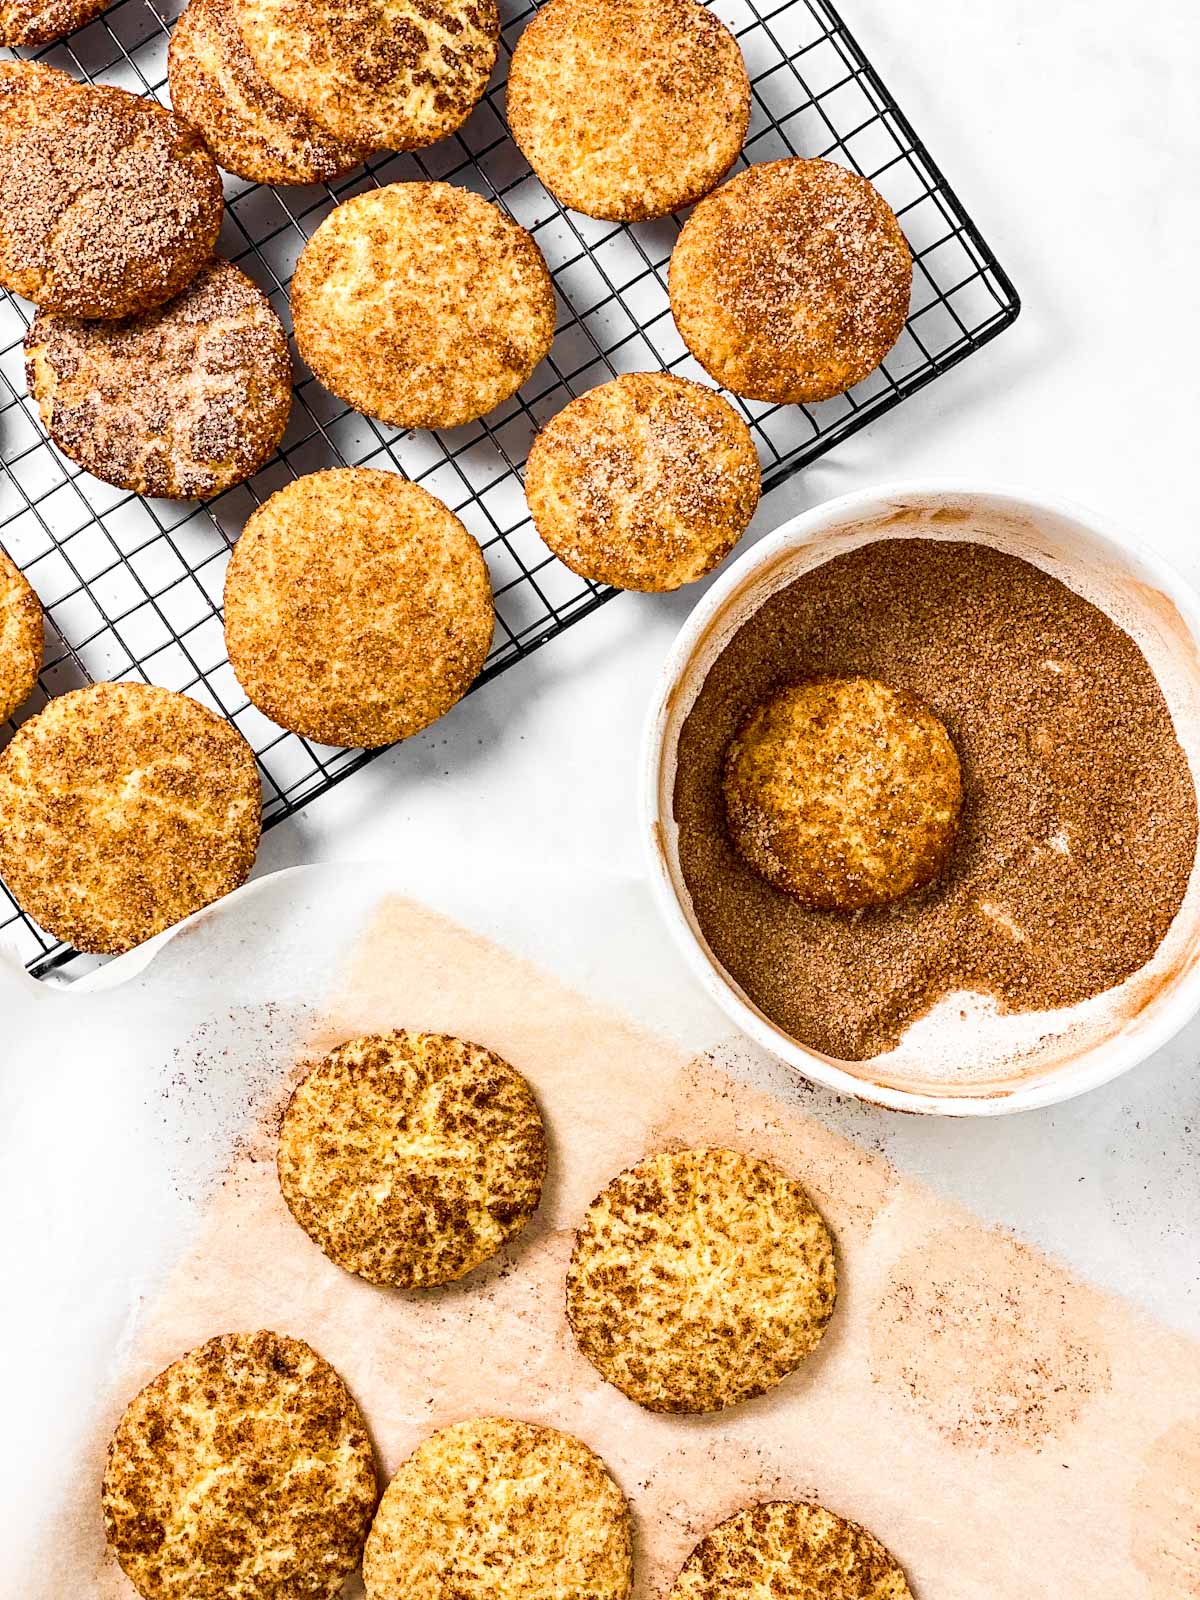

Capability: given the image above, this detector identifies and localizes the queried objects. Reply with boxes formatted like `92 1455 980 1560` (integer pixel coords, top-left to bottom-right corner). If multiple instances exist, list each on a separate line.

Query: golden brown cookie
0 0 105 46
670 1503 914 1600
0 62 223 319
363 1418 632 1600
25 259 292 500
291 182 554 430
566 1147 836 1414
103 1330 377 1600
278 1030 546 1288
224 467 494 747
0 681 261 953
237 0 498 151
525 372 760 591
669 158 912 403
168 0 371 185
0 549 41 723
507 0 748 222
723 677 963 911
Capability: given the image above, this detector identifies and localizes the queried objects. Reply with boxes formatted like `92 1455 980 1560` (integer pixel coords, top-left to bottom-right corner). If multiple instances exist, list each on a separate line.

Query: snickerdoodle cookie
0 62 223 318
291 183 554 429
0 549 41 722
566 1147 836 1413
103 1331 377 1600
671 1503 914 1600
278 1030 546 1287
224 468 494 747
0 682 261 953
525 372 760 591
363 1418 632 1600
507 0 748 221
169 0 371 185
723 677 962 911
25 259 292 500
669 158 912 403
0 0 104 45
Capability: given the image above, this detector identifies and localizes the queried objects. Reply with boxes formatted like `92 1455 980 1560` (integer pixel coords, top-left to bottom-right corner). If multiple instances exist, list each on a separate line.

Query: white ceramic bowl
641 481 1200 1115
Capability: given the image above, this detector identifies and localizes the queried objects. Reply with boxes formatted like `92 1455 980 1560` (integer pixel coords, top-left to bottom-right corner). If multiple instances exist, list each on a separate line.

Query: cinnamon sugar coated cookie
0 62 223 318
237 0 498 150
278 1030 546 1287
0 0 105 45
168 0 371 185
0 682 261 953
0 549 41 722
525 373 760 591
507 0 749 221
363 1418 632 1600
224 468 494 747
103 1331 377 1600
291 183 554 429
671 1503 914 1600
670 158 912 402
723 677 963 910
25 259 293 500
567 1147 836 1413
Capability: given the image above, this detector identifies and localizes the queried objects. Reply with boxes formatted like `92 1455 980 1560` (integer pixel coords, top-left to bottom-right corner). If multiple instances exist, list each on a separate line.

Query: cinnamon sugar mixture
674 539 1199 1061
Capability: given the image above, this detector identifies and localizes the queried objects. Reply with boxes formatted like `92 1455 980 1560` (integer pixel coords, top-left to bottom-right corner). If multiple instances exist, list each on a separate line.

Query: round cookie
25 259 292 500
224 468 494 748
103 1330 377 1600
0 62 223 319
291 182 554 430
525 372 760 591
507 0 749 222
669 158 912 403
363 1418 632 1600
278 1030 547 1288
670 1502 914 1600
723 677 963 911
0 549 41 723
0 681 261 954
0 0 106 46
237 0 498 151
168 0 371 186
567 1147 836 1414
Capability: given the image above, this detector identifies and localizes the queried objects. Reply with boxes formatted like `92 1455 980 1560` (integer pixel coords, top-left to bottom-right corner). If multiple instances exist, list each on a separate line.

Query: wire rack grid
0 0 1019 977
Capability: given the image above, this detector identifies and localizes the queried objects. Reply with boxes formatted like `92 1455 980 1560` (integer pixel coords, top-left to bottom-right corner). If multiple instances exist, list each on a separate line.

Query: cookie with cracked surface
363 1418 632 1600
278 1030 547 1288
0 681 261 953
566 1146 836 1413
0 61 223 318
0 548 41 722
25 258 292 500
291 182 554 430
525 372 760 591
103 1330 377 1600
669 158 912 403
507 0 748 221
168 0 371 185
224 467 494 747
670 1502 914 1600
0 0 106 46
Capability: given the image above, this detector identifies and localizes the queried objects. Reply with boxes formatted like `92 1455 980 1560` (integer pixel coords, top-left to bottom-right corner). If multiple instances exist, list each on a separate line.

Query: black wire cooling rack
0 0 1019 976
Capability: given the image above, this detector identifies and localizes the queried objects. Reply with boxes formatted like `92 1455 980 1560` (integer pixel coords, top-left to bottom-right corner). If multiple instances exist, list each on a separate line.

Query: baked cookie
0 681 261 953
224 468 494 747
168 0 371 186
103 1330 377 1600
363 1418 632 1600
525 372 760 591
507 0 749 221
0 549 41 723
25 259 292 500
237 0 498 151
0 62 223 319
669 158 912 403
723 677 962 911
278 1030 546 1287
671 1503 914 1600
291 182 554 429
0 0 106 46
566 1147 836 1413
